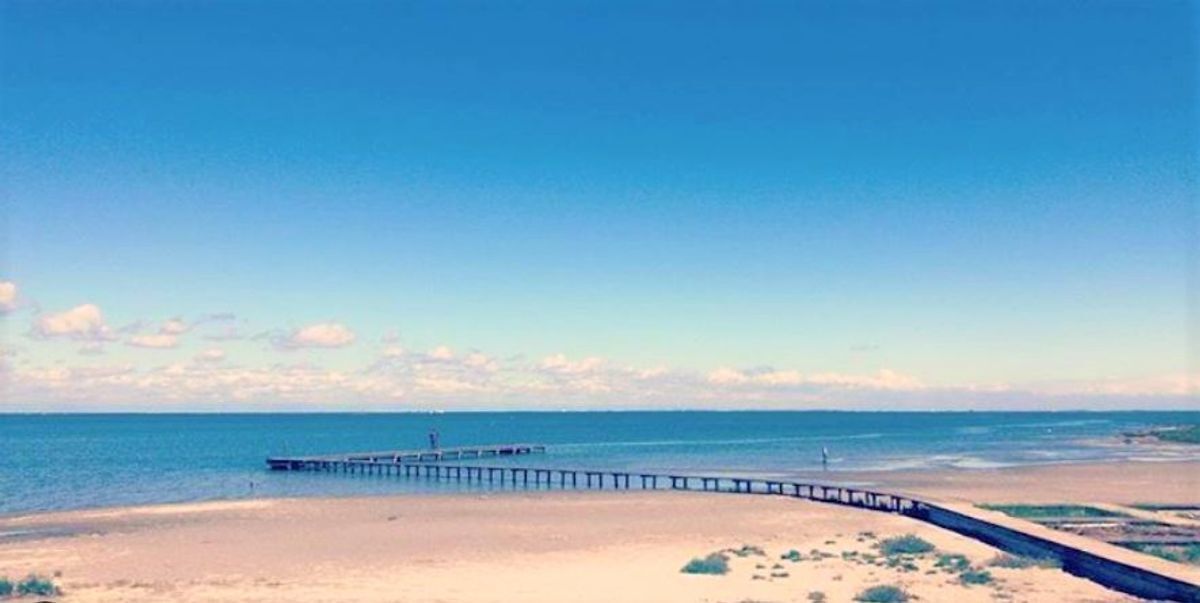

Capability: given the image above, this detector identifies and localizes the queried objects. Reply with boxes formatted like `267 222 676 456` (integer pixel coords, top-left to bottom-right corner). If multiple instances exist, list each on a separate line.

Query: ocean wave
1012 419 1113 429
948 457 1019 470
553 432 888 450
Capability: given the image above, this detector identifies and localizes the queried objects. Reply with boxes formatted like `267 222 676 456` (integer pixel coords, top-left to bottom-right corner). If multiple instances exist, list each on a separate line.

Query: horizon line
2 408 1197 415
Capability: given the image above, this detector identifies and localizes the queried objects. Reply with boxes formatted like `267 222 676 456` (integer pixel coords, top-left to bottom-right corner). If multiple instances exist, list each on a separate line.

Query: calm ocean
2 411 1197 516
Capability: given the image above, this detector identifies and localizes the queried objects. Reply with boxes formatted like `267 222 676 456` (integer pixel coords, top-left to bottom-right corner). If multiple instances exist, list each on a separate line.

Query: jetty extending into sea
267 443 1200 602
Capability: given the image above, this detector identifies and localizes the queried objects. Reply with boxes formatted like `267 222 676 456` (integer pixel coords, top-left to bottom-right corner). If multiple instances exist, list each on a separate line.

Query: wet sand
813 459 1200 505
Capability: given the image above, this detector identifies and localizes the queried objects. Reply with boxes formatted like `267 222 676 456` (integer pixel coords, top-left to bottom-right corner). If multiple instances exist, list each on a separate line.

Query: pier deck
267 443 545 470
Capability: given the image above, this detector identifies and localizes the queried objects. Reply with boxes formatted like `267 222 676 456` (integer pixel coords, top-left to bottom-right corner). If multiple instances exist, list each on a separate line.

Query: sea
2 411 1197 516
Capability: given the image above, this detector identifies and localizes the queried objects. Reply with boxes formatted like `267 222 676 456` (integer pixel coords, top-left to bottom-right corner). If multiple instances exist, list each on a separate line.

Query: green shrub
681 553 730 575
959 569 994 586
16 575 60 597
855 584 909 602
988 554 1061 569
879 534 934 556
935 553 971 573
781 549 805 562
0 578 13 597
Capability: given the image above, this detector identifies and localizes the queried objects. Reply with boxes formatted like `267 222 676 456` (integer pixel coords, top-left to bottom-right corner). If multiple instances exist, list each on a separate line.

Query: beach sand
1 461 1194 602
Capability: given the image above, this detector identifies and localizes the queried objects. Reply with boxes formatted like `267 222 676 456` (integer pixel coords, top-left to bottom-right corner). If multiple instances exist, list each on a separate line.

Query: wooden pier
267 443 545 470
266 443 1200 601
267 444 920 513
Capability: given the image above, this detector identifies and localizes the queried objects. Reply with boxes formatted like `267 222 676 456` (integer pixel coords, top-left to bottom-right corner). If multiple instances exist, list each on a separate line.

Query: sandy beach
4 462 1195 603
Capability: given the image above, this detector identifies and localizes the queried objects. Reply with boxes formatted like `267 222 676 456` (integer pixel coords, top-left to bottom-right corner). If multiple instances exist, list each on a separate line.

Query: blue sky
1 1 1196 409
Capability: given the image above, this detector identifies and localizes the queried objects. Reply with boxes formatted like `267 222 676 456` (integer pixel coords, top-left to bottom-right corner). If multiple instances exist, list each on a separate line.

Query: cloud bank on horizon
1 281 1194 411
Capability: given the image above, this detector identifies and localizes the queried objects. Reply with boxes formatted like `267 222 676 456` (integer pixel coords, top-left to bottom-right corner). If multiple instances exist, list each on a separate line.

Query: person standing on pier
428 428 440 450
821 446 829 469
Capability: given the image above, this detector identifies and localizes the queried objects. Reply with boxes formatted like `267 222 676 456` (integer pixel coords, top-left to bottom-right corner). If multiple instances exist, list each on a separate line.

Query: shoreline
3 458 1198 521
4 456 1195 518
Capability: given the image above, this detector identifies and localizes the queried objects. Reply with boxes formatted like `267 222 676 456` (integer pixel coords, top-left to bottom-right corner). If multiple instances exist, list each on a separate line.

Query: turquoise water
1 411 1197 515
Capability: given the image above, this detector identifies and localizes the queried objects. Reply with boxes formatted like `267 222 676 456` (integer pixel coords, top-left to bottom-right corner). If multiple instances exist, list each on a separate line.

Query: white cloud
4 351 1195 411
707 367 920 390
463 352 497 372
754 370 804 386
806 369 924 390
31 304 115 341
121 316 195 349
1029 373 1198 397
0 281 18 314
78 342 106 356
160 318 189 335
708 367 749 385
7 306 1193 409
429 345 455 360
194 348 227 364
275 322 356 349
128 333 180 349
540 353 606 374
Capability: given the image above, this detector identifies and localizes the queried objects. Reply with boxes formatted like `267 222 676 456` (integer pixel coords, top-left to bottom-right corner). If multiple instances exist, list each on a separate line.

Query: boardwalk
267 444 1200 601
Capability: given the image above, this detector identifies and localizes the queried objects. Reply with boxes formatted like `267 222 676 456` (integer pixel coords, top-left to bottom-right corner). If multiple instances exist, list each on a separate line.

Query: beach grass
959 569 994 586
934 553 971 573
977 504 1126 519
855 584 909 602
988 554 1062 569
726 544 766 558
2 575 61 597
878 534 935 556
781 549 805 562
